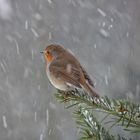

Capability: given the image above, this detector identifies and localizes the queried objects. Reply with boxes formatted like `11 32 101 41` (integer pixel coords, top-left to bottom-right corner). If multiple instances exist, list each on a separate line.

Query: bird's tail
82 82 99 98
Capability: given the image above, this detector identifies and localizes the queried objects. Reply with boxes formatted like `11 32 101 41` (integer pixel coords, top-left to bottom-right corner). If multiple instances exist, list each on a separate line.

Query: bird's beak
40 51 44 54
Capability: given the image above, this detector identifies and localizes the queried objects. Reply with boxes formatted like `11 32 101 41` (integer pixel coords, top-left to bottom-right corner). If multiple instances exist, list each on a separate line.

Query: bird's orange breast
46 54 53 62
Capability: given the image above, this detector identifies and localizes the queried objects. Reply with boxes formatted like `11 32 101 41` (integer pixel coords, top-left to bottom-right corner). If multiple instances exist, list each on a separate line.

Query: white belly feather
46 65 68 90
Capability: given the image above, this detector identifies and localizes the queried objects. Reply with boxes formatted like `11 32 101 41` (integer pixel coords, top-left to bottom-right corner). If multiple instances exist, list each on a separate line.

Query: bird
41 44 99 97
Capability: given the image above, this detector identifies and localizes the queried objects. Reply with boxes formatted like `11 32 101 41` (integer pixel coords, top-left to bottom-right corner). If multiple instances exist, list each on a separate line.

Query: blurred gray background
0 0 140 139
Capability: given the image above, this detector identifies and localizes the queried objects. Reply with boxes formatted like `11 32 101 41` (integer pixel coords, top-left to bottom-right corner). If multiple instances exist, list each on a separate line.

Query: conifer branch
73 107 128 140
55 89 140 139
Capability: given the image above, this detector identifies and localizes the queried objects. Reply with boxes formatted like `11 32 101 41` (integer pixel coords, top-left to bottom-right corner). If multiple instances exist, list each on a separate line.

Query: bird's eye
47 50 50 55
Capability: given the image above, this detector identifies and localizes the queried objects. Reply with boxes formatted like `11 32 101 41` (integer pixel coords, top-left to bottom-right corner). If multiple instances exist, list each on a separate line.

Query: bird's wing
80 66 95 87
49 59 82 88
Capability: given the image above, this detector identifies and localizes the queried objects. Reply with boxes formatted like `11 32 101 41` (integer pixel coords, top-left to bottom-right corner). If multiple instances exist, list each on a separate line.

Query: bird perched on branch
41 44 99 97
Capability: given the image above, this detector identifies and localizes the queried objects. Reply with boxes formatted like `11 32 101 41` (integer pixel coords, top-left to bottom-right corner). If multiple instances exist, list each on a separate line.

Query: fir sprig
74 107 128 140
55 89 140 139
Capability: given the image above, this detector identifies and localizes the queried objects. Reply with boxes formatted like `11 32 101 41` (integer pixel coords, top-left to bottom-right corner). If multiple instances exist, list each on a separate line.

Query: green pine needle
55 89 140 139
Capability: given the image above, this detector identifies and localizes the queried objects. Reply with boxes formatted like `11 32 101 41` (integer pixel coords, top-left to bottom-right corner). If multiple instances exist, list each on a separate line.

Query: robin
41 44 99 97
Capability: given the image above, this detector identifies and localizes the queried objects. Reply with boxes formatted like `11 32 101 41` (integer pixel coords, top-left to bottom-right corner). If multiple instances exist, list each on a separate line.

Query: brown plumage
41 44 99 97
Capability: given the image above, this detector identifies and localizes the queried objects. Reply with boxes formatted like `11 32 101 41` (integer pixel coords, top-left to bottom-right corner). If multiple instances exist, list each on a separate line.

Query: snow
34 111 37 122
2 115 8 128
0 0 139 139
46 109 49 126
94 44 97 49
100 29 110 38
31 28 39 37
13 39 20 55
25 20 29 30
97 8 106 17
104 75 109 86
40 133 43 140
48 32 52 40
48 0 52 4
0 62 6 73
108 24 113 30
0 0 12 20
